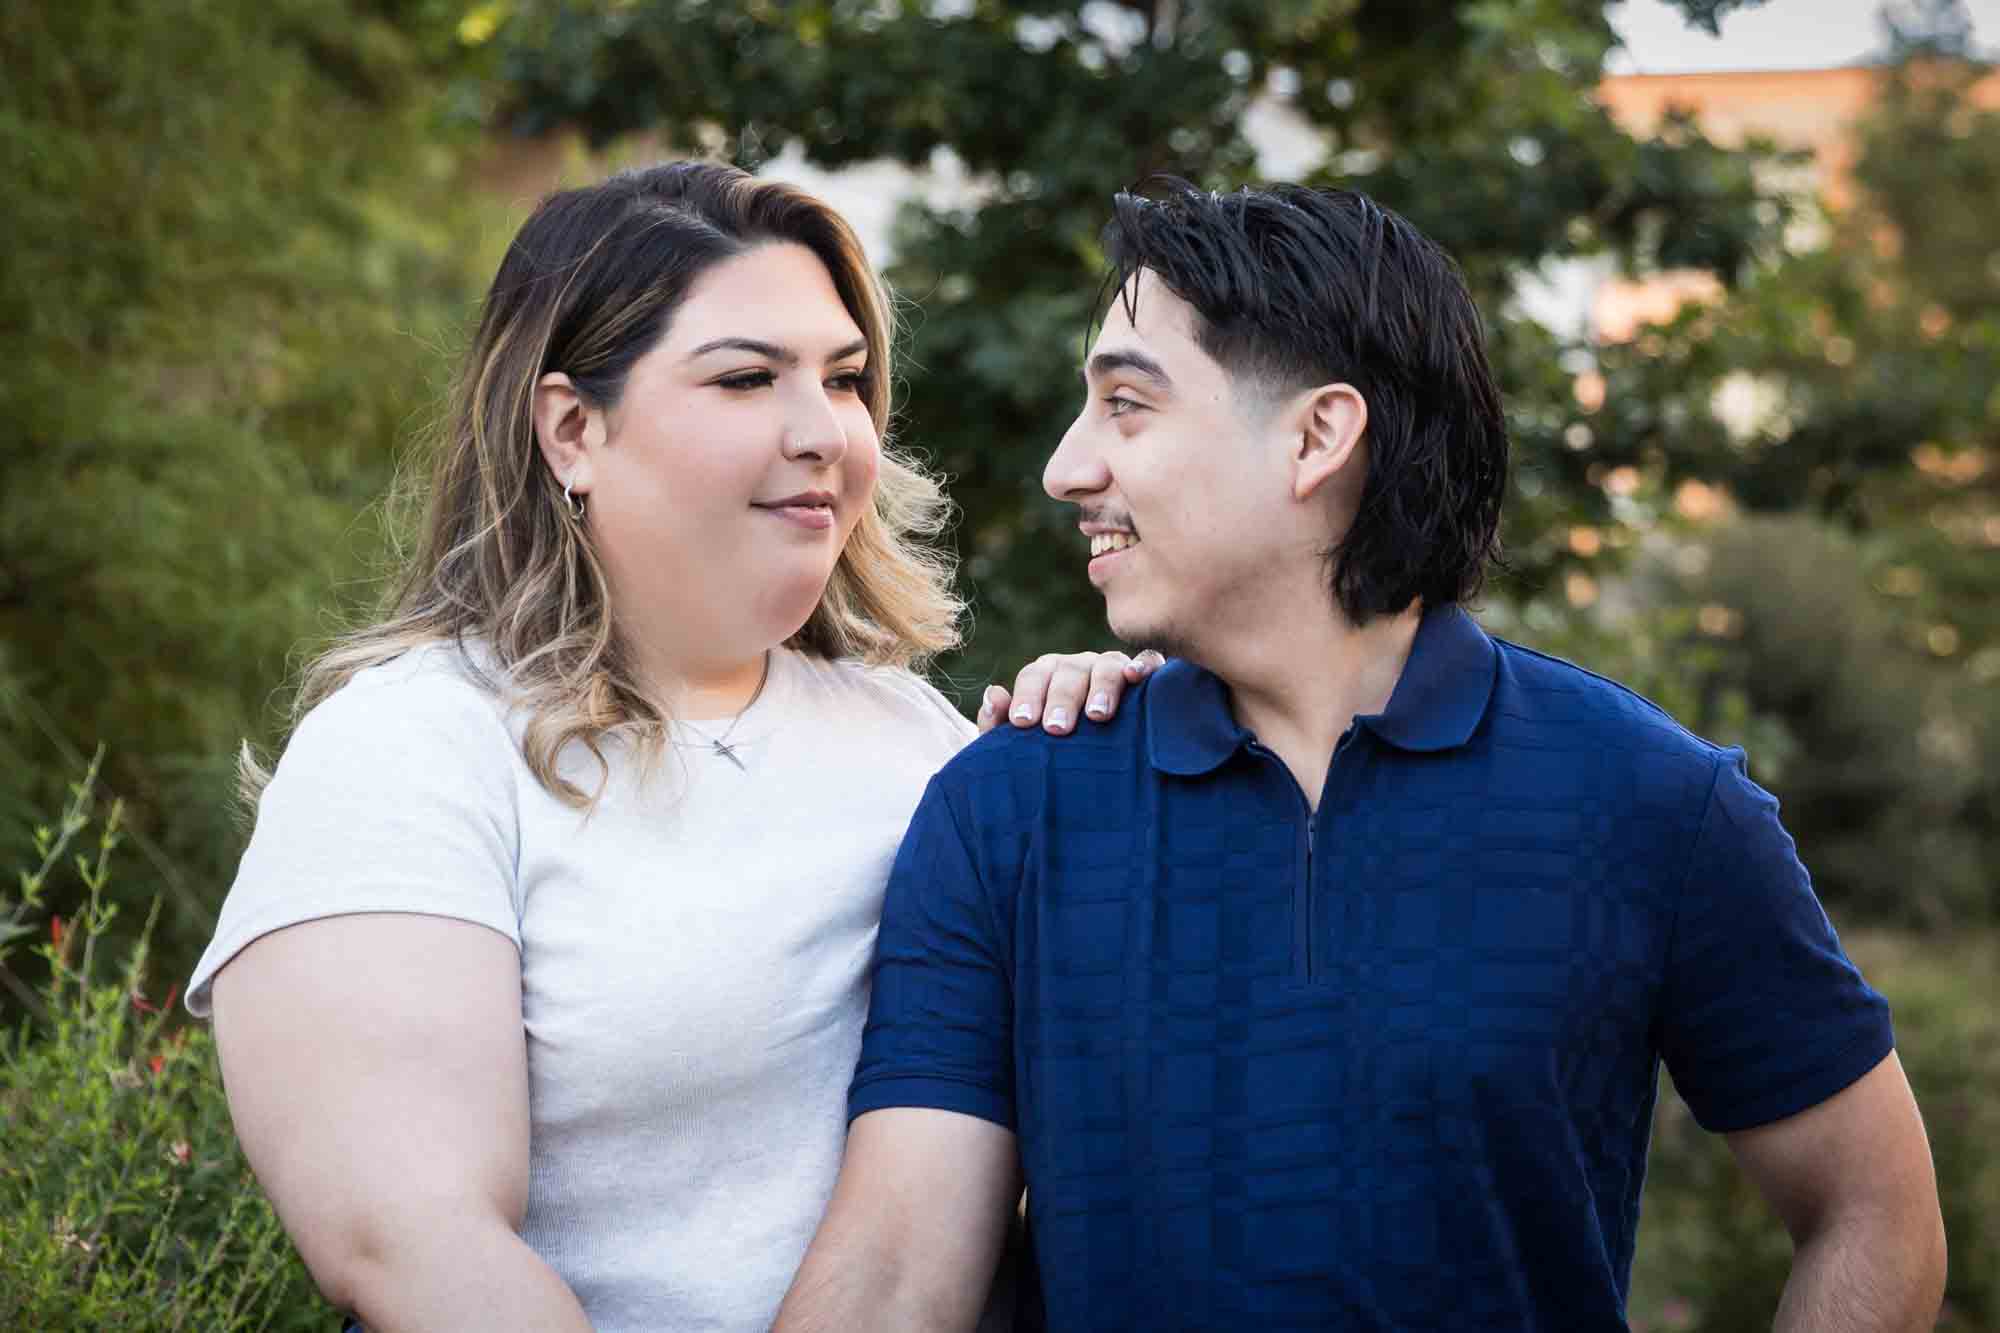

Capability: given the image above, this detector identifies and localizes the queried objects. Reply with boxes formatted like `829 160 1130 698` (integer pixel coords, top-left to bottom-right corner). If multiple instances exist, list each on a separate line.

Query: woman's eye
828 370 869 394
716 370 776 391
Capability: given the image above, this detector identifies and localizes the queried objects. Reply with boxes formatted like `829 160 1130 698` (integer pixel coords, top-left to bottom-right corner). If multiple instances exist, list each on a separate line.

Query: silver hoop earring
563 476 585 519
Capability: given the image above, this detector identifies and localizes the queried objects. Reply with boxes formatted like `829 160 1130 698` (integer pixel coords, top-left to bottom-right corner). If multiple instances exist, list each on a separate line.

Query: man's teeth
1090 532 1139 557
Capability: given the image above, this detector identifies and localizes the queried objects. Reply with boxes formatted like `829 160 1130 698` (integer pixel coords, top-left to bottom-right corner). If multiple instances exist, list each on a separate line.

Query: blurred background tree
0 0 493 990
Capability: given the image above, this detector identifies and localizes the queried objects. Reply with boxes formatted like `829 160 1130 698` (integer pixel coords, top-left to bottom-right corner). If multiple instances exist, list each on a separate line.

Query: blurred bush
0 760 332 1329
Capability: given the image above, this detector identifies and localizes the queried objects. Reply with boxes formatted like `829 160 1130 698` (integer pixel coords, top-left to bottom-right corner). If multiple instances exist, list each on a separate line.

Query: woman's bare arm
212 913 591 1333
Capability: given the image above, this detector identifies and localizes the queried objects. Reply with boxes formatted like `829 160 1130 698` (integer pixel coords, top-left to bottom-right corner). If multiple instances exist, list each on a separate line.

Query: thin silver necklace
675 652 771 770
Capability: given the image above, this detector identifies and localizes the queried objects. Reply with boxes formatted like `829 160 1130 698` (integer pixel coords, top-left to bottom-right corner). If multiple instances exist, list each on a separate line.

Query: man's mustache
1078 507 1139 534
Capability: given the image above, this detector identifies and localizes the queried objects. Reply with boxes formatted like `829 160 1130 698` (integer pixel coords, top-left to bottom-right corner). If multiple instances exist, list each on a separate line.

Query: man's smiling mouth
1089 532 1139 557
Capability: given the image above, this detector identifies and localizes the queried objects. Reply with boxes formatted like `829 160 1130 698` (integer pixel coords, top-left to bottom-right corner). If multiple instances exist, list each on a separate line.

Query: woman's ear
1290 382 1368 504
532 372 601 496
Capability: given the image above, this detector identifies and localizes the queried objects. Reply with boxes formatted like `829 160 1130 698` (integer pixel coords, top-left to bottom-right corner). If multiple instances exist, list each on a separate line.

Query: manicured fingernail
979 686 999 716
1012 703 1034 723
1087 692 1109 717
1047 706 1070 731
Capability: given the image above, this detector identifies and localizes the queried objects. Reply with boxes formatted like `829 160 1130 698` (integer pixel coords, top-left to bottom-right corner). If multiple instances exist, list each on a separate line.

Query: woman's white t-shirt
187 642 975 1332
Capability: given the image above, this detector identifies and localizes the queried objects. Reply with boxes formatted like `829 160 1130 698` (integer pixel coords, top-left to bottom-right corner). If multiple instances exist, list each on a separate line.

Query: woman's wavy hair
1097 178 1508 624
247 161 962 807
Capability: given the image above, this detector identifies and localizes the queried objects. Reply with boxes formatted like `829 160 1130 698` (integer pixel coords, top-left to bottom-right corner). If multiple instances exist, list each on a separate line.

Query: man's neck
1204 601 1423 810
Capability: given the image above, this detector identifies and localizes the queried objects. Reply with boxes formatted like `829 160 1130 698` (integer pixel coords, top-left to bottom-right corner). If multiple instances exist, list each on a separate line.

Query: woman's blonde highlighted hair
248 161 962 806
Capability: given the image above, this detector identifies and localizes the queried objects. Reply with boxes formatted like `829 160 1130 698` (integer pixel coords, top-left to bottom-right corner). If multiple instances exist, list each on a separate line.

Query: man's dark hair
1098 178 1508 623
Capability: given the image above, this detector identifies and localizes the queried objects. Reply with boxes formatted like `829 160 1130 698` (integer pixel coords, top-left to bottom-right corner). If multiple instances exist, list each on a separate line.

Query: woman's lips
757 501 835 530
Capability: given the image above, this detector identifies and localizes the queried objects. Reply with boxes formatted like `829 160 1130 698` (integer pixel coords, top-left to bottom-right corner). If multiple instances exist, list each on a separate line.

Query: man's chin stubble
1108 611 1193 665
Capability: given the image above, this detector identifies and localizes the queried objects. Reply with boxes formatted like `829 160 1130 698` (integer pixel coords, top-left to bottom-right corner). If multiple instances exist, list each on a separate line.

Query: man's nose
1043 412 1108 501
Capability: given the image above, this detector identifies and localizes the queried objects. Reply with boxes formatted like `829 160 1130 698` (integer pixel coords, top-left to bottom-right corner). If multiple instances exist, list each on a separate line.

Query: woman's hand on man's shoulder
977 649 1164 736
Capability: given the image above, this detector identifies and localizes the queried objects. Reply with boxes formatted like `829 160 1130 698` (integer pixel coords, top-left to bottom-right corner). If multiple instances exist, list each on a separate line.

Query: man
773 181 1945 1330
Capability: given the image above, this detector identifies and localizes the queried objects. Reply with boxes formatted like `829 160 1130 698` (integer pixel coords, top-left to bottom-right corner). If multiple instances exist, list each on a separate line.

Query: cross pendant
711 740 745 770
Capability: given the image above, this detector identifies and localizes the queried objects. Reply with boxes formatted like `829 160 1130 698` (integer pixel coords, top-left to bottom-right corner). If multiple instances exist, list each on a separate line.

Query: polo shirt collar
1357 603 1499 752
1146 603 1499 775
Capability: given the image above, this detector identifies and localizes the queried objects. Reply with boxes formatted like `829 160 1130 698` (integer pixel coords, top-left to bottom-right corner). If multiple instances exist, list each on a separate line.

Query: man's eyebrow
685 336 871 365
1084 349 1173 390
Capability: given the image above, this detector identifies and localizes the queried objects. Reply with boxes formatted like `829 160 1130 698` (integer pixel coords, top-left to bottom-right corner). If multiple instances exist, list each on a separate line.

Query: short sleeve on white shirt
185 649 522 1015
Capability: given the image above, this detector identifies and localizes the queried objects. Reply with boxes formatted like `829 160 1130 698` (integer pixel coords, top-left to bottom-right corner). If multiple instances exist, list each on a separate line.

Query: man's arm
773 1108 1020 1333
1726 1051 1945 1332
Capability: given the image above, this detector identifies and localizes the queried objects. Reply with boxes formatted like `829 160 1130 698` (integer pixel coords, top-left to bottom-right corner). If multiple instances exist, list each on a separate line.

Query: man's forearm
774 1230 976 1333
1774 1211 1946 1333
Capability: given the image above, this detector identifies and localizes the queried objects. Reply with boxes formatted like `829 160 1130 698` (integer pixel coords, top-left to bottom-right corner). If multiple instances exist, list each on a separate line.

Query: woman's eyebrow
684 336 870 365
686 337 795 364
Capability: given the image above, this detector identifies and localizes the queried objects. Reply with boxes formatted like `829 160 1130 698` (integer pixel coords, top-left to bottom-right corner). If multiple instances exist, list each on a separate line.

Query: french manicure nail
1012 704 1034 723
1088 692 1109 716
1047 706 1070 731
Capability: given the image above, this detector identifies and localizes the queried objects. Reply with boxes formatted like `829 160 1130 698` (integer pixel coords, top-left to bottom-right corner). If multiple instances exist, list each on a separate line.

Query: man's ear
532 372 603 496
1289 382 1368 503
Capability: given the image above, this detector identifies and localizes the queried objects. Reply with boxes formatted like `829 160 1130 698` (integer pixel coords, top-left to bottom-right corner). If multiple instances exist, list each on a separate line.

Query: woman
186 161 1148 1331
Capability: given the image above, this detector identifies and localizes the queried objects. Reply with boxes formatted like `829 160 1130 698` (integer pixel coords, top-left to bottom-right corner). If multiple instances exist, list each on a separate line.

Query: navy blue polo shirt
850 605 1894 1331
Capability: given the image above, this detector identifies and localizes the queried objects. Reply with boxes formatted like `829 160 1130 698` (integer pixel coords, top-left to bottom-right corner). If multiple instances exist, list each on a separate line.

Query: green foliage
0 0 493 994
0 768 332 1330
1630 929 2000 1331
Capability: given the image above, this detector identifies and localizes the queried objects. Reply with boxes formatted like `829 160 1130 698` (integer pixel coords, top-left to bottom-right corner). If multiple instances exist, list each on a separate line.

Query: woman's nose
781 384 848 465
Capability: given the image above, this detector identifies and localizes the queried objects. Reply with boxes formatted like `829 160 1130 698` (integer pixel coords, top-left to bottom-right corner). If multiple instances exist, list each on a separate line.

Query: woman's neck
621 620 773 721
674 651 771 721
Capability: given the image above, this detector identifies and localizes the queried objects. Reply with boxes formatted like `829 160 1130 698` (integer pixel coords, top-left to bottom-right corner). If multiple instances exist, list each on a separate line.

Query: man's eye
716 371 776 390
1105 395 1143 417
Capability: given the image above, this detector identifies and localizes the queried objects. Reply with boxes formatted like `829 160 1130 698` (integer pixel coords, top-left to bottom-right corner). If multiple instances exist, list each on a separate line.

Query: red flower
148 1055 165 1077
50 917 63 946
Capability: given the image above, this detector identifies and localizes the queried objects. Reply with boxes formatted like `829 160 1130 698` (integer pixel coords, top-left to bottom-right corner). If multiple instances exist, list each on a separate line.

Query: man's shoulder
1488 636 1726 760
926 673 1158 800
1480 636 1735 824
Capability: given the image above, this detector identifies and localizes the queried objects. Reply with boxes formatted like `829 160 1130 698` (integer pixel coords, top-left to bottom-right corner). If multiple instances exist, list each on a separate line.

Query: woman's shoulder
288 639 515 763
783 651 977 751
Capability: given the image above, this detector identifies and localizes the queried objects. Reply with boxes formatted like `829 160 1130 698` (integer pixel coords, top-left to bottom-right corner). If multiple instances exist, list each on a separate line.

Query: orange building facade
1588 63 2000 341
